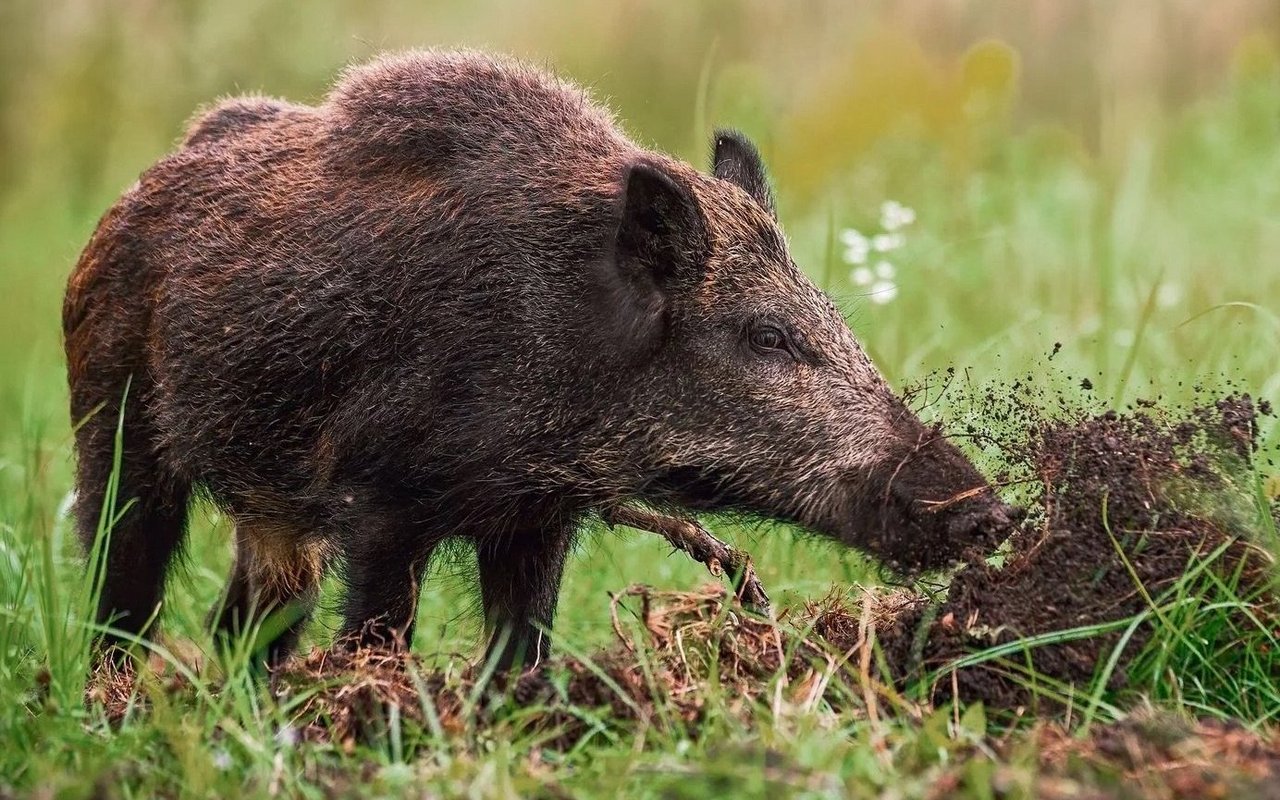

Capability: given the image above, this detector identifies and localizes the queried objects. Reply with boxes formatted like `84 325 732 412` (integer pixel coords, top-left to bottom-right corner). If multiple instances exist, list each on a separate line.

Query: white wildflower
839 228 866 246
869 280 898 304
880 200 916 231
840 228 869 264
846 203 913 301
871 232 904 252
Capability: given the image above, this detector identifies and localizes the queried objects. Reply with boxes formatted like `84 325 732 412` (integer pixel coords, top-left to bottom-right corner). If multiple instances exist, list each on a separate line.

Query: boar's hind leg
72 392 191 660
477 522 574 671
209 521 325 669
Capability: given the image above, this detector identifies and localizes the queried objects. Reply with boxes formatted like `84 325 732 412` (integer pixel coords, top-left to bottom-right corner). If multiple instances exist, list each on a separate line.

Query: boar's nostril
943 510 982 538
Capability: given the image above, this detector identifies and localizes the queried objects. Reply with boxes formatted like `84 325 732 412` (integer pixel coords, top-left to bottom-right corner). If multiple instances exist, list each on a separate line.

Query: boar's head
595 130 1015 571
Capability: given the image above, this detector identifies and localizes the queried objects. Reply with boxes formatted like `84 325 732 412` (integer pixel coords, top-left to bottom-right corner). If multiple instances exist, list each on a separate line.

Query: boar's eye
749 325 788 355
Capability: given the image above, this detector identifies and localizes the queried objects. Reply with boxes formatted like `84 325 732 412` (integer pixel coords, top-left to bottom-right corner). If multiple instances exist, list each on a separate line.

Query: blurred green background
1 0 1278 650
4 1 1280 414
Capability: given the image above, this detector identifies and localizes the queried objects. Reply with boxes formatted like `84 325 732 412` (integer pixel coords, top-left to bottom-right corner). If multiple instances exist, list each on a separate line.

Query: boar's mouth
839 471 1013 574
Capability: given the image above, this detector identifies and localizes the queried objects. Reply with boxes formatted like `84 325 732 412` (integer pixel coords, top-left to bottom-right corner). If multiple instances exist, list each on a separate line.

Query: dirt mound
274 584 914 749
271 590 1280 798
272 583 1280 799
878 394 1276 708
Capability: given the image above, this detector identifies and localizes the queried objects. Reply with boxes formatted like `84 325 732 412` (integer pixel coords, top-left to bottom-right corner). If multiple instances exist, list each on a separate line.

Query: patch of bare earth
273 584 1280 797
272 584 922 750
1029 715 1280 799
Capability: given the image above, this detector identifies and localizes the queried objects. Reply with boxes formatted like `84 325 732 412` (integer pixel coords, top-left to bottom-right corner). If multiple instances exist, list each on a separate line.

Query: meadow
1 2 1279 797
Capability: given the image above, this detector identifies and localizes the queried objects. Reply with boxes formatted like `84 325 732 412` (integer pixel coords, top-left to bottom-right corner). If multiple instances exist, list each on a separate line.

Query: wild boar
64 50 1013 670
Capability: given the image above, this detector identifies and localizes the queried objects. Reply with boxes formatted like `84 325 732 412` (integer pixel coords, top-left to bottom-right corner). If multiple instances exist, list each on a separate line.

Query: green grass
3 3 1280 798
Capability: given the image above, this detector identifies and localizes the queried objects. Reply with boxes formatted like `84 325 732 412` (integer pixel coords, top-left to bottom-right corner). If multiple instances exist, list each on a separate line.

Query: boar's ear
711 129 775 219
605 160 708 355
614 157 706 279
615 160 708 289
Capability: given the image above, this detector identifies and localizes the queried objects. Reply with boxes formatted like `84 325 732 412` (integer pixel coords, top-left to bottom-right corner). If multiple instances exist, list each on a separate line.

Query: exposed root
84 658 138 727
917 484 994 513
271 647 460 750
84 644 201 726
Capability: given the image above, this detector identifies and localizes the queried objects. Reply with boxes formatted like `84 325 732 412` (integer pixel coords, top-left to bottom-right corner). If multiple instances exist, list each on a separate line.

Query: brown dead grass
1029 714 1280 799
82 582 1280 798
265 585 1280 798
918 714 1280 800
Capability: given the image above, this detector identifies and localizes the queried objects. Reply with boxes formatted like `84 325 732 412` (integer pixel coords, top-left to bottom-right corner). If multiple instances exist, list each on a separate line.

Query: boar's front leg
476 522 575 671
336 508 441 651
601 506 770 613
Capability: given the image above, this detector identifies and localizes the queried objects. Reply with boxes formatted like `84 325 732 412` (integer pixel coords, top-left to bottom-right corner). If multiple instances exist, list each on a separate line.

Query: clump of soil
877 394 1277 708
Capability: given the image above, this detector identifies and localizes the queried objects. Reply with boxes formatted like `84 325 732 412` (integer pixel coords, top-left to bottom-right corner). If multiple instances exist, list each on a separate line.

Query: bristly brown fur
64 49 1012 671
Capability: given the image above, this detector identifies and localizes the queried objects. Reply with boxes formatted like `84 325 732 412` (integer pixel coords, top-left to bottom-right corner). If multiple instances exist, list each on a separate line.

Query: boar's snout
840 420 1019 573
